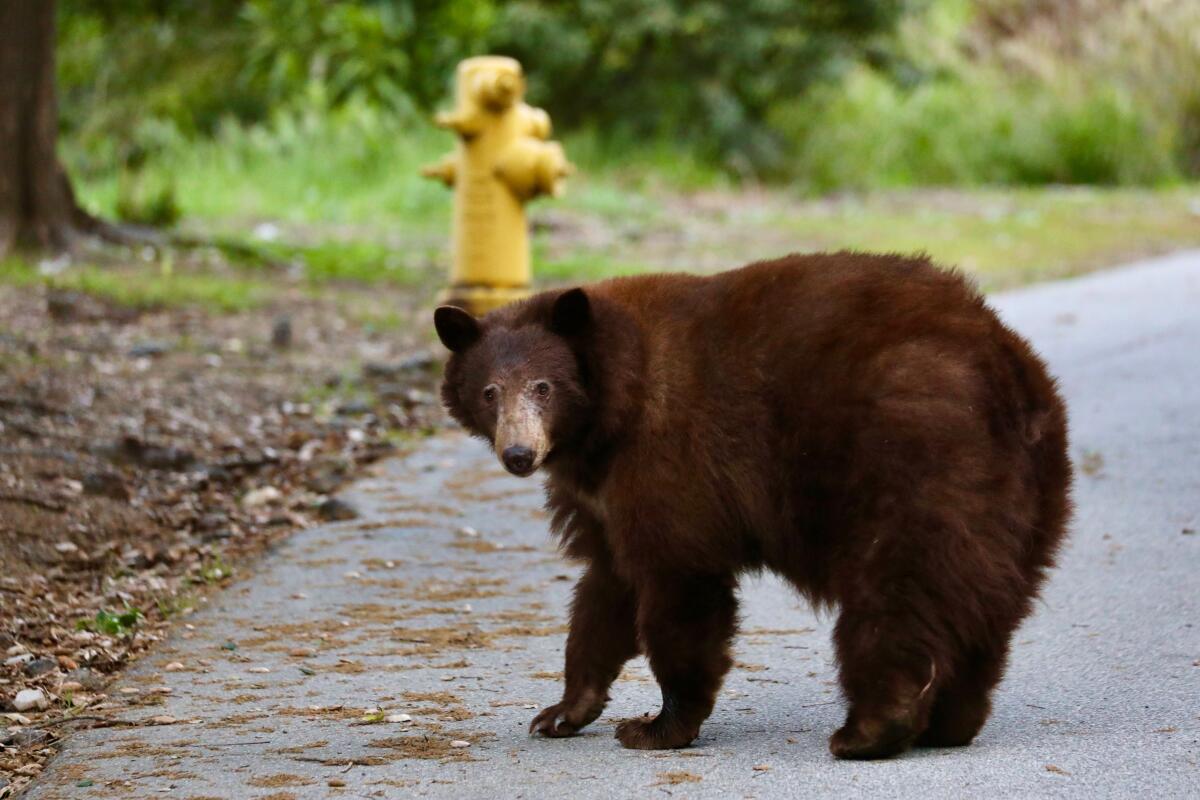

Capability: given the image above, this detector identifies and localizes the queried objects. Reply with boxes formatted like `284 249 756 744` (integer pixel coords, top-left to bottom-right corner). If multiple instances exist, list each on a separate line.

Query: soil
0 278 444 796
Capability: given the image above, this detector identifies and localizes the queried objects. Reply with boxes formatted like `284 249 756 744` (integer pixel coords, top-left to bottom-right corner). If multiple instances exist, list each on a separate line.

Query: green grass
0 257 270 312
531 186 1200 290
766 188 1200 289
67 106 715 237
535 251 650 283
54 107 1200 304
69 105 449 230
255 239 434 285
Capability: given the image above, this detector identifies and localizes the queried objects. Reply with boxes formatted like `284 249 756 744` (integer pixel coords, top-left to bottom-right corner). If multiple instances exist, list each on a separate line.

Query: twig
291 756 381 766
14 713 193 731
0 447 89 463
12 714 120 730
0 492 66 512
201 740 271 747
0 397 67 415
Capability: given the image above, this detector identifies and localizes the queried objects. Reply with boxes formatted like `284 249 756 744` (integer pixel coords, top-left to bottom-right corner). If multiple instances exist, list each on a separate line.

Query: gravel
21 251 1200 798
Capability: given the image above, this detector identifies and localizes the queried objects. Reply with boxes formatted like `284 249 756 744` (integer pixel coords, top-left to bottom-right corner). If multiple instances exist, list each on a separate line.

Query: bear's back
592 251 985 343
588 252 994 408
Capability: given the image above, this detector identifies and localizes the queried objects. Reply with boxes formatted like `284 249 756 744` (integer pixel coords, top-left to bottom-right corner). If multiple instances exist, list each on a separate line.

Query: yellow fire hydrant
421 56 572 313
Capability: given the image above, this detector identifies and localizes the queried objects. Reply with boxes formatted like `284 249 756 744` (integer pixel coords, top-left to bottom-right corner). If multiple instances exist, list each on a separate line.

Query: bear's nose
502 445 535 476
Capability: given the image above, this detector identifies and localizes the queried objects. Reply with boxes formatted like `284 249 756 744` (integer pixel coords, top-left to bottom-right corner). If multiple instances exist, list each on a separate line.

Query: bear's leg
530 556 638 738
917 639 1009 748
829 603 941 760
615 574 738 750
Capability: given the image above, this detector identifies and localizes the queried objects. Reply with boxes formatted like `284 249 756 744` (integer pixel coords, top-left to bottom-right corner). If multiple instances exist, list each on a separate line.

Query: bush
115 169 181 227
486 0 910 173
58 0 912 177
240 0 494 114
56 0 1200 191
775 66 1179 191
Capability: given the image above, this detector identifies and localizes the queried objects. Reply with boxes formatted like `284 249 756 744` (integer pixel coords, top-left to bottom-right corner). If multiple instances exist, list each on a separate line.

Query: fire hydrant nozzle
421 56 573 313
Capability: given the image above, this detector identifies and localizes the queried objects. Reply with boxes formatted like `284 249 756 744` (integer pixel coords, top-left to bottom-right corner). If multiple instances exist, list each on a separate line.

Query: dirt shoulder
0 277 443 796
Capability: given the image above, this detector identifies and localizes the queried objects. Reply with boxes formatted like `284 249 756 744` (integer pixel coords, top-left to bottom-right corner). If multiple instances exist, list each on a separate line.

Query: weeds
197 557 234 585
77 607 143 636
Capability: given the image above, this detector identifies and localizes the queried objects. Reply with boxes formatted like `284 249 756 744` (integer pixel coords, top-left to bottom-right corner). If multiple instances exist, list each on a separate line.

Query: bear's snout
494 393 549 476
502 445 536 476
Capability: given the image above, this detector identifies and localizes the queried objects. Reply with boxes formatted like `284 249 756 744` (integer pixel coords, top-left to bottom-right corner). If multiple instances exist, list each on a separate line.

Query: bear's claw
529 704 578 737
614 714 697 750
530 699 603 738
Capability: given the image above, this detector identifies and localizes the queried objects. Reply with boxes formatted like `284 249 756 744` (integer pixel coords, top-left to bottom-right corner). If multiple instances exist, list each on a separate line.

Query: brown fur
436 252 1072 758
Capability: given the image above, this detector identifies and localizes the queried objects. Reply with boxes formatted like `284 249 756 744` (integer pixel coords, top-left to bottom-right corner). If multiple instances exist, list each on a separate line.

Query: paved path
27 252 1200 799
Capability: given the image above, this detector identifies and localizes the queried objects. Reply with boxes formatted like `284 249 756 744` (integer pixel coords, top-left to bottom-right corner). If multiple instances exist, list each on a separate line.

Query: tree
0 0 115 256
488 0 911 173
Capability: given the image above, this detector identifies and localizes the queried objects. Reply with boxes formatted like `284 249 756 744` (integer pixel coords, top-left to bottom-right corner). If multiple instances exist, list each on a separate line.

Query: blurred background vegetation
21 0 1200 300
60 0 1200 188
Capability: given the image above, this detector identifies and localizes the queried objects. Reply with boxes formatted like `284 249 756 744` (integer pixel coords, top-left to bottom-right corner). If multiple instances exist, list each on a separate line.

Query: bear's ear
550 288 590 337
434 305 481 352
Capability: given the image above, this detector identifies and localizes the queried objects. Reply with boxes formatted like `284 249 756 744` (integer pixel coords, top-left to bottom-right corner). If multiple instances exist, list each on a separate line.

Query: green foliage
115 168 181 226
240 0 494 114
65 100 704 243
77 607 142 636
198 557 233 584
487 0 909 172
57 0 909 176
265 240 429 284
58 2 252 161
54 0 1200 196
67 268 267 312
156 593 197 619
769 0 1198 190
775 66 1179 192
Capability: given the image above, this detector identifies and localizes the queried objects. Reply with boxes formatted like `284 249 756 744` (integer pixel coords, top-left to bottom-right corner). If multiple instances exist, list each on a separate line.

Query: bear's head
434 289 594 478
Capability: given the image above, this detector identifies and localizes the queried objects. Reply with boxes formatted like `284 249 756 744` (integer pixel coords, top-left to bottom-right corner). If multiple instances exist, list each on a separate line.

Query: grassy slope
53 120 1200 306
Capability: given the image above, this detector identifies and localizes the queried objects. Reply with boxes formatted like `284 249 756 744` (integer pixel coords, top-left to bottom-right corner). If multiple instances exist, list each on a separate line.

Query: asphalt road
26 251 1200 799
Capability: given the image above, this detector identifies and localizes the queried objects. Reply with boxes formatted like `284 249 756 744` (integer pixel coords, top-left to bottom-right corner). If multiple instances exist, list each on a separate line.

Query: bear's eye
482 385 498 403
534 381 551 398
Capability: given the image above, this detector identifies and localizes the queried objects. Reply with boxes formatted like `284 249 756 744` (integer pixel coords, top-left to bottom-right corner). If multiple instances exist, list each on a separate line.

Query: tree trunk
0 0 103 256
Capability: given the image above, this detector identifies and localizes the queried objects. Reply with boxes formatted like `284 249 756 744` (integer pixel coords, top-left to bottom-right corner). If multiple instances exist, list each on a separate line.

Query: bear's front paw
614 713 697 750
829 717 915 760
529 699 601 738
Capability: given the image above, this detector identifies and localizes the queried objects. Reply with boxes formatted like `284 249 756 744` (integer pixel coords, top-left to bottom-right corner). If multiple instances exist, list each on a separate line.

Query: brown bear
434 252 1071 759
